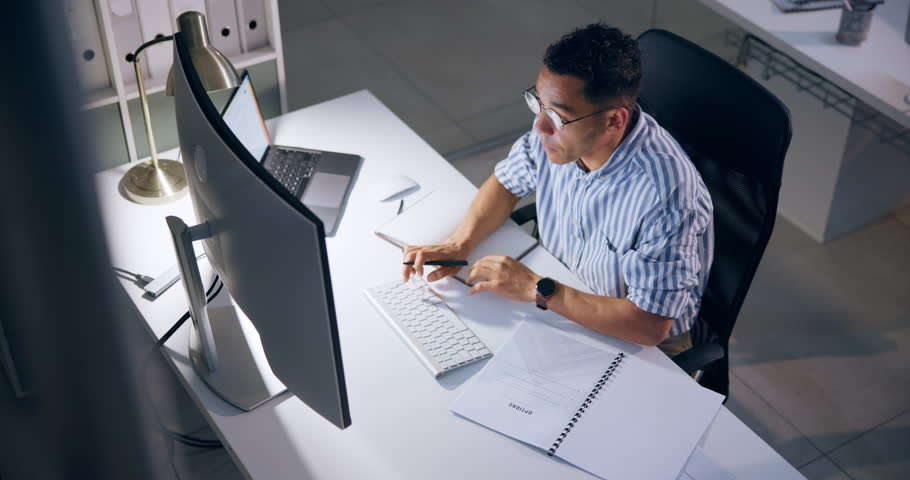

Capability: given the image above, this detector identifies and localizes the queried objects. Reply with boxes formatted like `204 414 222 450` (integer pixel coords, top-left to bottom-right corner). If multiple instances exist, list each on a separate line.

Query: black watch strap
535 277 557 310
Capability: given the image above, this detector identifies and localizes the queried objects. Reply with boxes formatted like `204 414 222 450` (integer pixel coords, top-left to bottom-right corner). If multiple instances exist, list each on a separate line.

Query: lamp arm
128 34 174 171
119 30 191 205
127 34 175 62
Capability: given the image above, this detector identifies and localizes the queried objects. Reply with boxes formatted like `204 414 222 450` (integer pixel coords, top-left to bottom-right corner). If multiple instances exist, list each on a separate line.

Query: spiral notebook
451 320 725 480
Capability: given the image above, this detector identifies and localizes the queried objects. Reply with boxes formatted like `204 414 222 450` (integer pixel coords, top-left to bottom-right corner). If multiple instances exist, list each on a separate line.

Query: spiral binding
547 352 625 456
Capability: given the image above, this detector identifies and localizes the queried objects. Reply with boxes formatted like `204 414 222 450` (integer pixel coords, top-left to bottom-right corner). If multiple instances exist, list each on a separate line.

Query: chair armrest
510 204 537 226
672 342 725 375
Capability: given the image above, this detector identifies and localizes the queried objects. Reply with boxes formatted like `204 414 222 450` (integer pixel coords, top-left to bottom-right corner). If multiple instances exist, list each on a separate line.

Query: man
403 23 713 357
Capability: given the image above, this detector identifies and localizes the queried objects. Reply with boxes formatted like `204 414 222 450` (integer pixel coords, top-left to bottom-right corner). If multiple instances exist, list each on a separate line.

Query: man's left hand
465 255 542 302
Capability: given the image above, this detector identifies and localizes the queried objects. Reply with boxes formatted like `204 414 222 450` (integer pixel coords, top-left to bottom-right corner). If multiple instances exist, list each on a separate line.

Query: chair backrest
636 30 792 343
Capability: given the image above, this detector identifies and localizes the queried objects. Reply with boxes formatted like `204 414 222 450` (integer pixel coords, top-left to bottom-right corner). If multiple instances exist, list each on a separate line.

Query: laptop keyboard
263 149 320 196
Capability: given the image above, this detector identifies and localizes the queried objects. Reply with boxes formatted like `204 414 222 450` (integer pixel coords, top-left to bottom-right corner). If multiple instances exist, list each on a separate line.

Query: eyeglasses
523 87 626 131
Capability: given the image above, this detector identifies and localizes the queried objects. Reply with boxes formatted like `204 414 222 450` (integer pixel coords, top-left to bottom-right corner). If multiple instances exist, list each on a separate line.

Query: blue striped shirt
495 110 714 336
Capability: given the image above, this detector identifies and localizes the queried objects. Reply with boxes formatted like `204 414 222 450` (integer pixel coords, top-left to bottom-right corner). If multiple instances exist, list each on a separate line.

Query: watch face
536 277 557 296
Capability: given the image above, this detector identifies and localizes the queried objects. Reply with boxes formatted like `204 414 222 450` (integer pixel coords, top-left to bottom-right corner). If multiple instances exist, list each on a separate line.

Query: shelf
230 46 279 71
70 0 284 169
80 87 119 111
120 46 277 101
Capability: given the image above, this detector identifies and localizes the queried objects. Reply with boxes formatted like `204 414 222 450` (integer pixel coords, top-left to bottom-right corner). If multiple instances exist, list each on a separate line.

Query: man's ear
606 107 629 132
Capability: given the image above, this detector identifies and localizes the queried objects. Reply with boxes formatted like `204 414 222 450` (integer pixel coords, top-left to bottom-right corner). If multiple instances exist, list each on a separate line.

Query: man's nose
534 112 555 136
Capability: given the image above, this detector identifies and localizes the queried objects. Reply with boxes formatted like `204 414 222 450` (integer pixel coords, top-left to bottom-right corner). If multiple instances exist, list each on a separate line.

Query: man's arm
403 174 520 281
546 285 673 346
449 175 520 253
466 256 673 346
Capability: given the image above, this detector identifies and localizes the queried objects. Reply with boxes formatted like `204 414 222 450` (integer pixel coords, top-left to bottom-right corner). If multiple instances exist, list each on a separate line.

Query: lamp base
123 158 188 205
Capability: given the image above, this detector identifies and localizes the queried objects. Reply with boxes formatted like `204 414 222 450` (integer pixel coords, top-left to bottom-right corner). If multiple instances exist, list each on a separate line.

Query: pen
402 260 468 266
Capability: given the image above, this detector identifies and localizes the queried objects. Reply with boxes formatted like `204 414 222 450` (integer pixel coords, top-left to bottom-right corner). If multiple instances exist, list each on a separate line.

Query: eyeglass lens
524 91 563 130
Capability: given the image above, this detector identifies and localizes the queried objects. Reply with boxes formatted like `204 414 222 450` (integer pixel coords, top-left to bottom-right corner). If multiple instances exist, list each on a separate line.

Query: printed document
452 319 725 480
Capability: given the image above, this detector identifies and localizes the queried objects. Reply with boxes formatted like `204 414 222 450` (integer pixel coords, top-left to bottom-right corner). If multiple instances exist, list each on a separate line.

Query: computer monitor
168 31 351 428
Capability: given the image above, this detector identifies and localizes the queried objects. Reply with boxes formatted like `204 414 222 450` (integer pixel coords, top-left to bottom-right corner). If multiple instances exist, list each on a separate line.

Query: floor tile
828 410 910 480
799 456 852 480
420 123 475 156
653 0 743 62
340 0 594 121
730 217 910 453
570 0 656 38
449 142 536 226
737 215 822 284
484 0 610 53
458 100 534 145
725 373 823 467
281 19 453 137
450 143 512 188
277 0 335 32
765 215 824 258
892 202 910 228
797 217 910 328
322 0 390 17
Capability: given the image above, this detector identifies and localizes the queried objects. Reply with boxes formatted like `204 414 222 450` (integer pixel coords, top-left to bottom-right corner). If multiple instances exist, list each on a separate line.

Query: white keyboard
365 277 493 377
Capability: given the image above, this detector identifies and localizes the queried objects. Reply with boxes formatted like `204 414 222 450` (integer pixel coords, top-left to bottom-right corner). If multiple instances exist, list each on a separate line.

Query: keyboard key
263 149 321 195
434 303 468 332
365 277 493 377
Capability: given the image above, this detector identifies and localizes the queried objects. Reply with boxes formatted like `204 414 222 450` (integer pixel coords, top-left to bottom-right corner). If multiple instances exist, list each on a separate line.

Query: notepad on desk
451 319 725 480
374 191 539 282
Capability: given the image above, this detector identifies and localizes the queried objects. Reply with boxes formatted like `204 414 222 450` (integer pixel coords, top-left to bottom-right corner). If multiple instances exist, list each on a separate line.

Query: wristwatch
535 277 558 310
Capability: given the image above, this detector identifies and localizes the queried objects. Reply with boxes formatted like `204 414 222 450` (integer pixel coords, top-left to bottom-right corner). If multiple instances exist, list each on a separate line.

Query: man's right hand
403 242 471 283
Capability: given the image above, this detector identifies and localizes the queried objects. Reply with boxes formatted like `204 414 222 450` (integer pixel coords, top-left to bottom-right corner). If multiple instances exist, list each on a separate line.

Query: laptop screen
221 72 270 162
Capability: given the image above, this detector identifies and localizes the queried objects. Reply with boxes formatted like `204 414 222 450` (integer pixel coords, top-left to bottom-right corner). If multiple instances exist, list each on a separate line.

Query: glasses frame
523 87 627 131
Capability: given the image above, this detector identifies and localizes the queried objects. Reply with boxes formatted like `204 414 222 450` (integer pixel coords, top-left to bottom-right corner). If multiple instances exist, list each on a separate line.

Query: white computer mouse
368 174 420 202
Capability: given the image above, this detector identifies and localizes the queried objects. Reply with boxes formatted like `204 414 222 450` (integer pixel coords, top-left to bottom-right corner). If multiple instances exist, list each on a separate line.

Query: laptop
221 71 362 236
771 0 882 13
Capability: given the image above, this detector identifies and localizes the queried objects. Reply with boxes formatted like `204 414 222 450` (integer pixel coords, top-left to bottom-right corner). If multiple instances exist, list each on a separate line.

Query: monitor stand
167 216 286 411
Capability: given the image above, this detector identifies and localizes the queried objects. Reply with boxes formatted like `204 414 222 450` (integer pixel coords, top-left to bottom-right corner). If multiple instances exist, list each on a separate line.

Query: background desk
698 0 910 242
96 90 804 479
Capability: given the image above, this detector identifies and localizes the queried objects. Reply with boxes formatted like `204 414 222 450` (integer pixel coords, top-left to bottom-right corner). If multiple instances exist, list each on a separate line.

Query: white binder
171 0 207 22
64 0 112 94
204 0 242 57
235 0 269 52
135 0 174 81
108 0 147 87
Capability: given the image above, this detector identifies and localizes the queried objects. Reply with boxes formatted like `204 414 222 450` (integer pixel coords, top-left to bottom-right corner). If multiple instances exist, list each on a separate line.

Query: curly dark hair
543 23 642 108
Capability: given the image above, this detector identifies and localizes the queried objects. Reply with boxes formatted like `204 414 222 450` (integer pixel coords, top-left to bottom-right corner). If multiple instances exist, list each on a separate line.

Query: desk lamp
122 11 240 205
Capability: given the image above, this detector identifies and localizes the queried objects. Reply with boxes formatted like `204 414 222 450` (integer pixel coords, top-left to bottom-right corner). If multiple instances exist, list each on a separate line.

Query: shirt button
573 219 579 226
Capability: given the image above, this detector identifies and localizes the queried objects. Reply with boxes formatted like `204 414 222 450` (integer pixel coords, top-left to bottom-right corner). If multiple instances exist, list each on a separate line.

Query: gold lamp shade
123 11 240 205
165 11 240 97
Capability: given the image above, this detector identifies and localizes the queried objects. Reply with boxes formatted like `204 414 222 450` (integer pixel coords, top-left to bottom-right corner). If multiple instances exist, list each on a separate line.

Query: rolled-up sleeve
622 207 709 319
494 131 540 198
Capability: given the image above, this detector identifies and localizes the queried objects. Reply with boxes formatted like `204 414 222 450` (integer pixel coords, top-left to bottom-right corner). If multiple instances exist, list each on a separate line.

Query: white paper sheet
452 319 619 449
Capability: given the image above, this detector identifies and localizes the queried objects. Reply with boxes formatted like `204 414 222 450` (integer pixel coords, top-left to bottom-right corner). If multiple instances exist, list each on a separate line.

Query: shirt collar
575 104 648 180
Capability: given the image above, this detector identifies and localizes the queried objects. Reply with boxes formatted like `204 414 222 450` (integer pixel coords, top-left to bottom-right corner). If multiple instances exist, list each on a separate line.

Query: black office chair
510 29 792 398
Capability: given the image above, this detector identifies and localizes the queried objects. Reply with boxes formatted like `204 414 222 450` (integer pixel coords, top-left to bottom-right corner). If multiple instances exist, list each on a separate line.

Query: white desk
700 0 910 128
96 90 803 479
697 0 910 242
